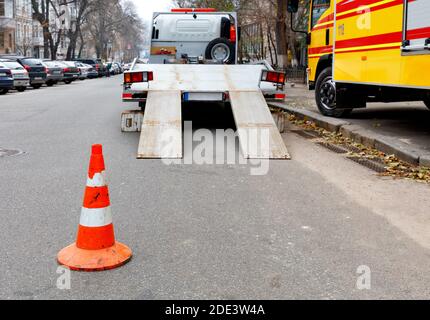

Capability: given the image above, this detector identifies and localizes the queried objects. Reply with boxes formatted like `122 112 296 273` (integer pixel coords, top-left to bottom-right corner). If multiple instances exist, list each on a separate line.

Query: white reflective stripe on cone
80 207 113 228
86 171 107 187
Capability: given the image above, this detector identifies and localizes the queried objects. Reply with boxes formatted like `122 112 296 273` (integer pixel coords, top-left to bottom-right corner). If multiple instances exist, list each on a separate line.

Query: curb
269 102 430 167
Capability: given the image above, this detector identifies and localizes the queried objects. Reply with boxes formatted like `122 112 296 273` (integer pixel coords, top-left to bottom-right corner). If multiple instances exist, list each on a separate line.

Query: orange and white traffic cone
58 144 132 272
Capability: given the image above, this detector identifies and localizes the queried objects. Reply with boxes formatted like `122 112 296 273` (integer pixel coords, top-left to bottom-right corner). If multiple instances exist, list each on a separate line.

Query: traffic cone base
57 241 132 272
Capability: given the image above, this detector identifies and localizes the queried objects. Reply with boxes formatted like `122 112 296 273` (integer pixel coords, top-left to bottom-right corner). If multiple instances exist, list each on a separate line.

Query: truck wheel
315 67 352 118
205 38 235 64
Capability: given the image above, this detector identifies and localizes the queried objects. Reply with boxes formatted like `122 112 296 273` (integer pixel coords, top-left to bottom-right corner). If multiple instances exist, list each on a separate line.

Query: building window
0 0 5 16
0 32 4 48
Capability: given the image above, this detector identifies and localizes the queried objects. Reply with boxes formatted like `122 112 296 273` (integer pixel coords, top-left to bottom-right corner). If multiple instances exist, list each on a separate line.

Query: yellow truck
288 0 430 117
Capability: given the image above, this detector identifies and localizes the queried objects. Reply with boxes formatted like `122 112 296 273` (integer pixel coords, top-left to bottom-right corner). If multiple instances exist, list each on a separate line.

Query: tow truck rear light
275 93 286 101
171 8 216 13
261 70 286 85
124 71 154 84
230 25 237 43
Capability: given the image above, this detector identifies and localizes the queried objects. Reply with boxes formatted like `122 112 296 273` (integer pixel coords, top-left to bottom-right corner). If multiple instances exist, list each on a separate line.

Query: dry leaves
286 113 430 184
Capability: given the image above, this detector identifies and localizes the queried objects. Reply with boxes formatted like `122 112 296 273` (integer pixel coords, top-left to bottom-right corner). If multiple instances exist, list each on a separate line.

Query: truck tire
315 67 352 118
205 38 235 64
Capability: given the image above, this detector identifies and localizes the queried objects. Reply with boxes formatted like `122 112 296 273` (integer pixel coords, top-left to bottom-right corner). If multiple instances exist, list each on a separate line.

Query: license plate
183 92 224 102
73 74 78 77
54 71 61 74
0 73 6 77
35 77 42 80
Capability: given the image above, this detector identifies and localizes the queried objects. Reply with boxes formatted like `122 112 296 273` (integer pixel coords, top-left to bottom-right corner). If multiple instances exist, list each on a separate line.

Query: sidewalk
271 84 430 167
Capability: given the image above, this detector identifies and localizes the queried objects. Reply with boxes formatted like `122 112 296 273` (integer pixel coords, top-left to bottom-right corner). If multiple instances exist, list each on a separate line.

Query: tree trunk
275 0 288 69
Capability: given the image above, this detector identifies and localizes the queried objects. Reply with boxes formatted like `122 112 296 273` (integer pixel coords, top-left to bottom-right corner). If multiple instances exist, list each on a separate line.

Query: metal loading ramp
138 90 182 159
229 90 290 159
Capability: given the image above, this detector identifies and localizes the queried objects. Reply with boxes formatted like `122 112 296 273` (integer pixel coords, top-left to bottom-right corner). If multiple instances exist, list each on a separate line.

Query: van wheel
315 67 352 118
205 38 235 64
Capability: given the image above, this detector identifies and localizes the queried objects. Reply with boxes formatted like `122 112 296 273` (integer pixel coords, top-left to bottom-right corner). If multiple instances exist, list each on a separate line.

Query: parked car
74 58 106 77
57 61 80 84
122 63 131 71
0 64 13 95
82 63 98 79
0 59 30 92
75 62 96 80
0 56 47 89
42 60 64 86
108 62 122 75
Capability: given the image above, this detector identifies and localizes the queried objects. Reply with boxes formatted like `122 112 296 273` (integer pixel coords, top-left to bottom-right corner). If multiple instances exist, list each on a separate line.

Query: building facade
0 0 16 54
14 0 32 56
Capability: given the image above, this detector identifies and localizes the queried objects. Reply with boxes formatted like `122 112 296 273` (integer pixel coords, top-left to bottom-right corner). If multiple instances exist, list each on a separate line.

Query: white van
150 9 238 64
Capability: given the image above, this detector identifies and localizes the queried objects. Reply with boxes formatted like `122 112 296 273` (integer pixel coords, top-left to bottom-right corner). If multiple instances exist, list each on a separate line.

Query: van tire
205 38 235 64
315 67 352 118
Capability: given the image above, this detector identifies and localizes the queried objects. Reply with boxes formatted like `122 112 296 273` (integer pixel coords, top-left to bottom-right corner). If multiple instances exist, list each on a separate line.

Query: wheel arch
315 54 333 83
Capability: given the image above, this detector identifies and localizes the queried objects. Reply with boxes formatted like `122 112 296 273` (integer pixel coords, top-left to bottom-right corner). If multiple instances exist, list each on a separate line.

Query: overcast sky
132 0 175 22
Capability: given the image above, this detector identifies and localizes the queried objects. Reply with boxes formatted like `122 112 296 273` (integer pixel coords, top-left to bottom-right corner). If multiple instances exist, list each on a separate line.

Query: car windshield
63 61 76 67
2 61 24 70
43 61 61 68
22 58 43 66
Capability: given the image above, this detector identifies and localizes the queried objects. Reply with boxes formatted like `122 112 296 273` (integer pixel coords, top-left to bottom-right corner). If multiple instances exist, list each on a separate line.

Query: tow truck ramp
137 90 182 159
136 89 290 160
229 90 290 159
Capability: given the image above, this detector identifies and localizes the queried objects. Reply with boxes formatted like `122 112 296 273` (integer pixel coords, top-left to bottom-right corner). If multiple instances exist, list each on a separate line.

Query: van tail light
230 25 237 43
261 70 287 85
124 71 153 84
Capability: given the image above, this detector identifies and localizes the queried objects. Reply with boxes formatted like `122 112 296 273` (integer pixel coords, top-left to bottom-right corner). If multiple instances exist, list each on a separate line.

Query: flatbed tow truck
122 8 290 160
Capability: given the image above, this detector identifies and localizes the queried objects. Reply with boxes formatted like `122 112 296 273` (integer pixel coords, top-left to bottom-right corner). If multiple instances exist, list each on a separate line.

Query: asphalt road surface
1 77 430 300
